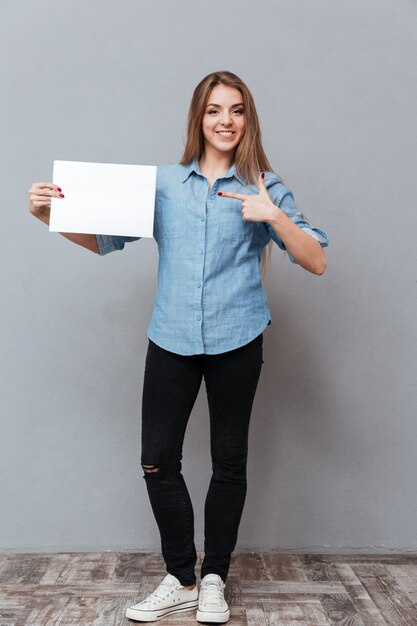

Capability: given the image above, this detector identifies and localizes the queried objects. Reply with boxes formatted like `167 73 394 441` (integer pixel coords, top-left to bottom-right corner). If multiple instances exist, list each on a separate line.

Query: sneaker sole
126 599 198 622
196 607 230 623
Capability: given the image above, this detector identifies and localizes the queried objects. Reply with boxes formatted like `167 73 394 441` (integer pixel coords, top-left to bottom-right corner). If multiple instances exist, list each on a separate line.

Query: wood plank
112 553 147 583
55 553 117 584
244 601 268 626
352 564 417 625
261 553 308 582
50 596 98 625
237 552 265 581
0 555 51 584
93 594 138 626
301 554 342 582
332 562 389 625
263 600 332 625
0 608 30 626
39 554 72 584
17 596 70 626
31 582 139 597
240 579 346 596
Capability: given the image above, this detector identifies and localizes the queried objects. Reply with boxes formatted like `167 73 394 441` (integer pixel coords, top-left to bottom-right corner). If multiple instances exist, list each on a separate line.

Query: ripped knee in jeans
142 464 161 474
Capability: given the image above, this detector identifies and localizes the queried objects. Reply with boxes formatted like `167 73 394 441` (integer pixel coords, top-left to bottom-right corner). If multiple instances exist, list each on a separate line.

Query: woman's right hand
28 182 64 223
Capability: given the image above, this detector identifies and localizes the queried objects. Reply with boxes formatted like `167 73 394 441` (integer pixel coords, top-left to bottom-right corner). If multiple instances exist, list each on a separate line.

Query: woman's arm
35 211 99 253
267 208 327 274
58 231 99 254
217 173 329 274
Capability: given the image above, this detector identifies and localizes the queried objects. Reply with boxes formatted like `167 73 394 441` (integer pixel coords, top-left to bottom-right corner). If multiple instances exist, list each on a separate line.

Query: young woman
28 70 329 624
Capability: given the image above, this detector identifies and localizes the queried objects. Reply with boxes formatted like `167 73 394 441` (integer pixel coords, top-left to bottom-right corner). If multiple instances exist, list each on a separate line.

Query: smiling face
201 83 245 157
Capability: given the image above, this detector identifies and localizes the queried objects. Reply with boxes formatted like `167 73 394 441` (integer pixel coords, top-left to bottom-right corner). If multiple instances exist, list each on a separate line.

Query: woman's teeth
217 131 234 136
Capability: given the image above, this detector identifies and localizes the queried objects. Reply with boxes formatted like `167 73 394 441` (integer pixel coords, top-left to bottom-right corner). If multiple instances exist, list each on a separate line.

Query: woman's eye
207 110 243 115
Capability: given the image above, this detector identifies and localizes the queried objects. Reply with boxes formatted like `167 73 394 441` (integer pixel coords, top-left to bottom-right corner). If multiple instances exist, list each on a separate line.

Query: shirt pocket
220 198 253 241
156 197 186 239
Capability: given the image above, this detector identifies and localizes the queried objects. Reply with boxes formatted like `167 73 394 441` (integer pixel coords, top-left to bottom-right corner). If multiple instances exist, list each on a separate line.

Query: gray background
1 0 416 553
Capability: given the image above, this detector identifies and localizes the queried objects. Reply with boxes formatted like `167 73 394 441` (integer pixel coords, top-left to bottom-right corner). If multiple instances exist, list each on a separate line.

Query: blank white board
49 159 156 237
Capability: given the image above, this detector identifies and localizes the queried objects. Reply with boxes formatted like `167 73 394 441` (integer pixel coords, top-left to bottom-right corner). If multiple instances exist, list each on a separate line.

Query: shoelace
200 581 225 607
144 583 177 605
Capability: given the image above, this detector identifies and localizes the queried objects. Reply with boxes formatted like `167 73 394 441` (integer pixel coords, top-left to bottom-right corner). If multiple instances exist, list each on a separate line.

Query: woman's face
201 84 245 156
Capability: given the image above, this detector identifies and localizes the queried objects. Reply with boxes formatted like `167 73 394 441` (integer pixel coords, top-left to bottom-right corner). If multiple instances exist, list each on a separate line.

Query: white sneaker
196 573 230 623
126 573 198 622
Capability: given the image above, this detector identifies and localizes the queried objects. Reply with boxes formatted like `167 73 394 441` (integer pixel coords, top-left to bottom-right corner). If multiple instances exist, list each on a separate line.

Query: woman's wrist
36 211 50 226
265 205 284 226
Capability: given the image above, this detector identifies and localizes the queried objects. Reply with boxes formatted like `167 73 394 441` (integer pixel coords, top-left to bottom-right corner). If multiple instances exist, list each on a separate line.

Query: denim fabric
96 157 329 355
140 331 264 585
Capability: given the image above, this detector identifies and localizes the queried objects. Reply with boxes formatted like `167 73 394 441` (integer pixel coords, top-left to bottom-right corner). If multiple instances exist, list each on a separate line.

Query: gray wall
1 0 416 553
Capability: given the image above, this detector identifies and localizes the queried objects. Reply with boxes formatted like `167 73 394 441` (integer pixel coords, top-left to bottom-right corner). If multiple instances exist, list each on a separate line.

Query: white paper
49 160 156 237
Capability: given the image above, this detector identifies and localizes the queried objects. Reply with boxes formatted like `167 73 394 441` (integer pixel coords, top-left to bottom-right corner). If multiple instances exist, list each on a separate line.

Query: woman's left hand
217 172 282 224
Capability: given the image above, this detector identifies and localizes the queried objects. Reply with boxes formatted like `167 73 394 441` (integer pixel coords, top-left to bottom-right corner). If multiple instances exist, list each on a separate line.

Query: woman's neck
198 147 235 179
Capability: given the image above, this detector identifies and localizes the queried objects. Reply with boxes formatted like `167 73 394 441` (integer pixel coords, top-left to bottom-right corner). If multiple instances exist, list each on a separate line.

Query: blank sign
49 159 157 237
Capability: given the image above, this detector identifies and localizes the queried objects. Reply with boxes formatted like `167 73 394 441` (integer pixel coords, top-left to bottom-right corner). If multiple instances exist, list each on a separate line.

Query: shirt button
197 282 202 288
201 216 205 221
196 316 201 321
198 249 203 255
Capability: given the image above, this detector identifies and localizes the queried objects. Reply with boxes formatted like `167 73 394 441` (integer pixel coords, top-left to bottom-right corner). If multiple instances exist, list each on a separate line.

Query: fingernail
261 172 265 179
59 193 65 197
57 187 62 192
218 191 223 195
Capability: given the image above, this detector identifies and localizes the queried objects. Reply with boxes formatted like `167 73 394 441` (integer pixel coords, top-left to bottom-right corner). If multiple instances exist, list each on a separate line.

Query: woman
28 70 329 624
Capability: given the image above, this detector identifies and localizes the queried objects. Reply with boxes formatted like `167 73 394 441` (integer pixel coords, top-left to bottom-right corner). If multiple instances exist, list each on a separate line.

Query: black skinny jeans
140 332 264 586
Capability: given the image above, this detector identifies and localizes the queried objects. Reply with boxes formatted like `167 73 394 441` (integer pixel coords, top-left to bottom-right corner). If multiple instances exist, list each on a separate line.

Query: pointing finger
217 190 248 200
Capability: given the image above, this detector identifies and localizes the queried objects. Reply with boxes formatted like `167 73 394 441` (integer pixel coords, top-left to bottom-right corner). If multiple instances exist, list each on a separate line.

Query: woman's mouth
216 131 235 138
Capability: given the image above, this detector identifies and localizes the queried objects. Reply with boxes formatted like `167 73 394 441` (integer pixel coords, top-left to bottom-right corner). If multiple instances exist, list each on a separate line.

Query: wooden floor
1 552 417 625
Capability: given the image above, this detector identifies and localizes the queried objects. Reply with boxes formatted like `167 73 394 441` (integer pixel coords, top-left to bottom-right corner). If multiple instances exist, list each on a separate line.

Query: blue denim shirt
96 157 329 355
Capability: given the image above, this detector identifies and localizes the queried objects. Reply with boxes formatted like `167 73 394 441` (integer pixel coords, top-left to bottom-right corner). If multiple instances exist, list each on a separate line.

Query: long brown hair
179 70 286 277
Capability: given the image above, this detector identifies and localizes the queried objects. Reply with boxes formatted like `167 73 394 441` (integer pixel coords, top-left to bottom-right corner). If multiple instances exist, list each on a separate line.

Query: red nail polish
261 172 264 179
59 193 64 197
218 191 222 195
57 187 62 191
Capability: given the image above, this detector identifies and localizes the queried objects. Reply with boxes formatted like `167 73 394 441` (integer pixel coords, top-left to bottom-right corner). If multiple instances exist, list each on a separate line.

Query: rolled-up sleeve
96 235 141 256
265 180 329 264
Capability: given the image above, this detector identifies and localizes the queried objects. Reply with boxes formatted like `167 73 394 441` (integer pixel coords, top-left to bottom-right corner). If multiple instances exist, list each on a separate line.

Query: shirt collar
181 156 247 187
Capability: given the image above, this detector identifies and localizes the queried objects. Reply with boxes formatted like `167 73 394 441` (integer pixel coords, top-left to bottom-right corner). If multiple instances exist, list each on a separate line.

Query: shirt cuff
96 235 141 255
